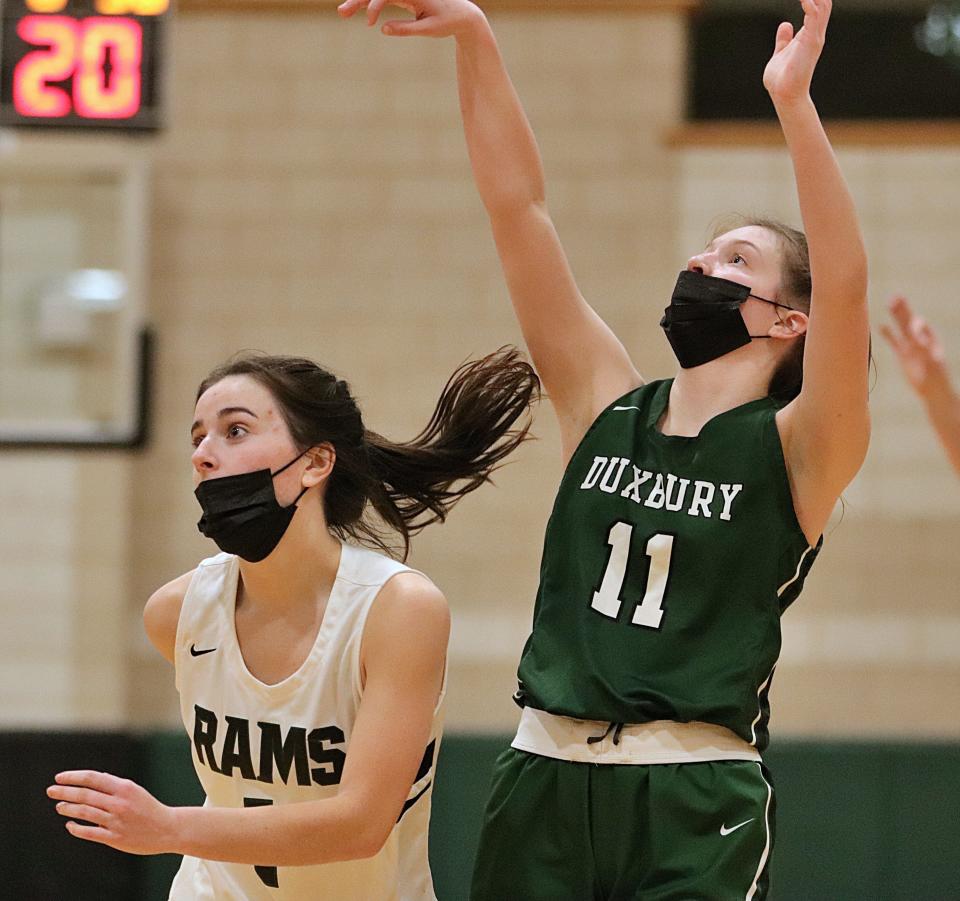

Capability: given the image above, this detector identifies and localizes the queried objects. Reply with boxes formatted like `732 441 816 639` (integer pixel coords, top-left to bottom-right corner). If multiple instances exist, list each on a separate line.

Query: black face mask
195 452 308 563
660 270 798 369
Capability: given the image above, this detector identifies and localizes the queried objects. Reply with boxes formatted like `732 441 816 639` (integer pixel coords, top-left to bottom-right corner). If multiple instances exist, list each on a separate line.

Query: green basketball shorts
470 747 775 901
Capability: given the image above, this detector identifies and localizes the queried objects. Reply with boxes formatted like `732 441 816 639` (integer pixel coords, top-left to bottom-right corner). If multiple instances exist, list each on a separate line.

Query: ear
301 443 336 489
770 309 808 340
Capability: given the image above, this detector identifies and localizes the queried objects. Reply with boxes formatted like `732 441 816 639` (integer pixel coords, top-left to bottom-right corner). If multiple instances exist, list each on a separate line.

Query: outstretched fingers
55 800 111 827
64 821 119 846
799 0 831 41
48 772 122 842
337 0 369 18
49 771 122 811
48 769 172 855
53 769 121 792
338 0 418 27
879 322 902 353
381 15 437 36
888 295 919 339
883 296 937 355
772 21 794 55
366 0 402 25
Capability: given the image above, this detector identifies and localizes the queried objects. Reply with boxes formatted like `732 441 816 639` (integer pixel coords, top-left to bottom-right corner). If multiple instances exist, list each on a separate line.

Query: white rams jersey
168 543 445 901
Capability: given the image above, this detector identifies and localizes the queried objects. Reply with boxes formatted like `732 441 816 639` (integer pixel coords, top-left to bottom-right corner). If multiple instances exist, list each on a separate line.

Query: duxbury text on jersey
580 456 744 520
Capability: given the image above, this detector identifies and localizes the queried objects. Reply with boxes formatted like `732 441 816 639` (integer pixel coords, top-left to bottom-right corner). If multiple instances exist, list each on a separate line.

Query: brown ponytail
197 348 540 559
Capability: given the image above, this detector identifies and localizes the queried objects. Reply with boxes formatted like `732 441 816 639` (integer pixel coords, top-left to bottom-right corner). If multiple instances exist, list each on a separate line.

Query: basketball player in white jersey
48 349 539 900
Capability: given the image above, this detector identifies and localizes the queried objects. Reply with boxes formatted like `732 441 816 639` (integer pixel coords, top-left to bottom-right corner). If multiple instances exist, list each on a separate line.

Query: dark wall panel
690 12 960 120
0 732 141 901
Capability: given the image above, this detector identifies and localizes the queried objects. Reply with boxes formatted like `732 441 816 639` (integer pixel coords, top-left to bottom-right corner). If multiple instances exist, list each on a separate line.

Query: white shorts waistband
511 707 762 765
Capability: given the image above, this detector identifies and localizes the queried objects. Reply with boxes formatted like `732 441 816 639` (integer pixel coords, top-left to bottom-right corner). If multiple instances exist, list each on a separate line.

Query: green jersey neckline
645 378 778 444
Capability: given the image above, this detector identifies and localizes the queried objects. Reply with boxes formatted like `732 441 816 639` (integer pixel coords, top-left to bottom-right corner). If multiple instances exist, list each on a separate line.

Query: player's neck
662 353 772 437
236 499 342 614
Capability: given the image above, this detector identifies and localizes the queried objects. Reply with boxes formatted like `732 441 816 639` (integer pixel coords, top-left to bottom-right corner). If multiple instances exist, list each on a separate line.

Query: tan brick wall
1 8 957 736
123 9 686 731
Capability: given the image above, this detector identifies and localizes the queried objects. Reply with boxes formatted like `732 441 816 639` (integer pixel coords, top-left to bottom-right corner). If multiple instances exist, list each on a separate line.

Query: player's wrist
164 804 198 857
918 367 957 404
453 3 492 43
769 92 816 122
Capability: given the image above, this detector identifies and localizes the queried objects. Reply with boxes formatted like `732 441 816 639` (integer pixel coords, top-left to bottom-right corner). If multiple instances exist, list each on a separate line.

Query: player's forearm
774 96 868 303
170 794 384 866
455 14 547 217
921 378 960 476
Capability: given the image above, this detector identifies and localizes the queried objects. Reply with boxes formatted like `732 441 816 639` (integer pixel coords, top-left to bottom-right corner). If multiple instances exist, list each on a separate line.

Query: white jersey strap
512 707 761 765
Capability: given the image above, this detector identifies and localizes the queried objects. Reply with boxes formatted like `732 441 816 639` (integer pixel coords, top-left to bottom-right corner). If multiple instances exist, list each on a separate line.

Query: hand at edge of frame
337 0 486 39
880 295 954 400
762 0 832 106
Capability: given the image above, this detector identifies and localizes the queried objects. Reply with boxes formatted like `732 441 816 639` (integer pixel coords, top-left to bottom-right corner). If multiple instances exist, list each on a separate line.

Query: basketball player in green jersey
341 0 869 897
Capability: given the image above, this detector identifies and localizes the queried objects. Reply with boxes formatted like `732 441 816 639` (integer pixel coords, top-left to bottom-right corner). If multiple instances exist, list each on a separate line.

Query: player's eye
227 424 248 439
731 253 746 265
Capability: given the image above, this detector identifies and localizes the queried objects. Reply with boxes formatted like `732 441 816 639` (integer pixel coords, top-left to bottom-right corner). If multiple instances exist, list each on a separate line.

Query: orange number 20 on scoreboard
0 0 167 129
14 15 142 119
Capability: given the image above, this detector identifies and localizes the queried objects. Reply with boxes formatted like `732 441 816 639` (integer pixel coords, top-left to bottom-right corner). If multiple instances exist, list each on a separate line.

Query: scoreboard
0 0 168 130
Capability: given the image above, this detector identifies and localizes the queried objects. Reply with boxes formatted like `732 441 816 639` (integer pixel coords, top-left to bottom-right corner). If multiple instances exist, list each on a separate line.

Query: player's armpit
143 569 195 665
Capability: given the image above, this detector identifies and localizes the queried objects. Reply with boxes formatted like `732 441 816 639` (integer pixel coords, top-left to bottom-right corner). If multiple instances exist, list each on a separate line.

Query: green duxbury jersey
516 379 820 753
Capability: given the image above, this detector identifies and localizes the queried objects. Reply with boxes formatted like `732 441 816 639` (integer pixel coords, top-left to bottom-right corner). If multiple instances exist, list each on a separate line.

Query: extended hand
48 770 177 855
881 295 952 399
763 0 831 105
337 0 484 38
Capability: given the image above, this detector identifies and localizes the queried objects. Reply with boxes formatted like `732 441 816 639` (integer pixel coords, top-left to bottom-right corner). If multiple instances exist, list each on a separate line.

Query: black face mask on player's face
659 270 800 369
194 452 308 563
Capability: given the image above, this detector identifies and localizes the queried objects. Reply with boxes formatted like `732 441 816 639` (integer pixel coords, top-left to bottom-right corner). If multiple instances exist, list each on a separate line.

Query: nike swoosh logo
190 644 217 657
720 818 755 836
612 406 642 412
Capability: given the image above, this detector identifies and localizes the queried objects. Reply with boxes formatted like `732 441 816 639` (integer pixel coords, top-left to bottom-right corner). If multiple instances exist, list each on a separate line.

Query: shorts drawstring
586 721 624 746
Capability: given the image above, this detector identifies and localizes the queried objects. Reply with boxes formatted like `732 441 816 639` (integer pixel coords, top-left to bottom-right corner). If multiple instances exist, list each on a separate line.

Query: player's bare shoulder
361 571 450 667
359 570 449 700
375 571 450 630
143 569 196 665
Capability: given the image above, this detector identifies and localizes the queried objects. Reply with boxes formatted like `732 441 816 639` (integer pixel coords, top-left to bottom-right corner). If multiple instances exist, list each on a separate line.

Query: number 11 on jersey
591 523 674 629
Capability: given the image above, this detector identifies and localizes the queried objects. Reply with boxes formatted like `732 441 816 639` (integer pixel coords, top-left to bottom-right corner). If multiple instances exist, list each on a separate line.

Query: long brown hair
197 348 540 560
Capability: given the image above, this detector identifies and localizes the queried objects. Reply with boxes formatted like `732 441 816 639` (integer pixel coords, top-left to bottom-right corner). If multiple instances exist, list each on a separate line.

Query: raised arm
882 295 960 476
767 0 871 537
49 573 449 866
338 0 641 458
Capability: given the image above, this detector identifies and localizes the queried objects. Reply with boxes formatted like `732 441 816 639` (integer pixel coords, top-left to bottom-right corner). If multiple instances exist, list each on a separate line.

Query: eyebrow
706 239 761 255
191 406 259 434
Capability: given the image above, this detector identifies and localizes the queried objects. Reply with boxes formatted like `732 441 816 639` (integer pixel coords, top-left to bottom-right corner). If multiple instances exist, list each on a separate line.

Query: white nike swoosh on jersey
612 406 642 412
720 819 755 836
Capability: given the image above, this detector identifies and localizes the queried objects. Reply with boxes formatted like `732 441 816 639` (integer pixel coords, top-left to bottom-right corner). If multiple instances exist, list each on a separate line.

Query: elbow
483 184 547 222
486 197 552 242
287 798 392 865
330 798 396 862
346 817 394 861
